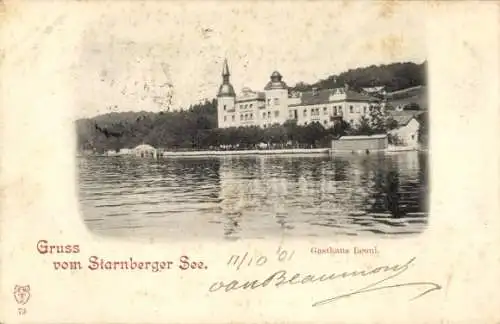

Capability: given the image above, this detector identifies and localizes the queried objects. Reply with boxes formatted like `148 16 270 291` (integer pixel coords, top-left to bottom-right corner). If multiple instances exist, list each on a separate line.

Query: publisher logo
13 285 30 305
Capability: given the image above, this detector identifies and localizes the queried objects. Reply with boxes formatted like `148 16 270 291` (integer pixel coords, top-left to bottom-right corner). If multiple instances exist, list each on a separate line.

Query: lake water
78 152 429 240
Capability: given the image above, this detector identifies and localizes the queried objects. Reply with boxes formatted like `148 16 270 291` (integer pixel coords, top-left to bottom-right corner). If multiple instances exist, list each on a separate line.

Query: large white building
216 59 382 129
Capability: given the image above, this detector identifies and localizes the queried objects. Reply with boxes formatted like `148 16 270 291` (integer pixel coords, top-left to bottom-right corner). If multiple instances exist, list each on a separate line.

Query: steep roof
290 88 379 107
389 111 424 126
345 89 379 101
217 59 236 97
362 86 385 93
341 134 387 140
236 90 265 102
222 59 230 77
218 83 236 97
264 71 288 90
293 89 332 106
134 144 156 151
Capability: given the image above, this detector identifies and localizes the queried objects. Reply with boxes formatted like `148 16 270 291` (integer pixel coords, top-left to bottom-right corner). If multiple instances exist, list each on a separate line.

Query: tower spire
222 58 230 80
217 58 235 97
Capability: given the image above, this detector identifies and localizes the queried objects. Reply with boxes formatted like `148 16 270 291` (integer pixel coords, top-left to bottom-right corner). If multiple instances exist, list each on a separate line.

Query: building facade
331 134 388 152
216 60 382 129
388 111 423 148
133 144 158 158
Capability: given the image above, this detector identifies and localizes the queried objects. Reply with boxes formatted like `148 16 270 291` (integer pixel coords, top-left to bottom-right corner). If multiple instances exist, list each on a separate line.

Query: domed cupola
217 59 236 97
264 70 288 90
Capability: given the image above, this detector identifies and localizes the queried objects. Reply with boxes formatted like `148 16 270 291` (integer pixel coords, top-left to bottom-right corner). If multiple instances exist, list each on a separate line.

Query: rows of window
222 110 281 123
239 103 254 109
320 104 375 115
222 104 379 124
262 110 280 119
225 103 377 115
347 105 374 114
223 103 257 111
303 106 338 117
266 98 280 106
295 104 376 119
240 113 254 121
317 104 375 115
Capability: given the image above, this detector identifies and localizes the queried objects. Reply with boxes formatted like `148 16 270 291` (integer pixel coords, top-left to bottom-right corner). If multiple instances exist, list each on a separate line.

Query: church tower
217 59 236 128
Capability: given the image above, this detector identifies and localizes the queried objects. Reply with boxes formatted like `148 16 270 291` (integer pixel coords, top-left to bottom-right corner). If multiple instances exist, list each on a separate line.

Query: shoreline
79 146 423 158
162 148 330 157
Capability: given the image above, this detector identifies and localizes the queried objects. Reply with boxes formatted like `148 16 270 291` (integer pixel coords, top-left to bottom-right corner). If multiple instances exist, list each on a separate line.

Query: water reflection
78 151 429 240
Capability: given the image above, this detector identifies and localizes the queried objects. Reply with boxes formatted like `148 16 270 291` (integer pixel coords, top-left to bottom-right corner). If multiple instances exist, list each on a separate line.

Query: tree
283 119 300 144
329 119 350 138
239 126 262 148
388 133 403 145
292 82 311 92
385 116 399 131
302 122 326 147
351 115 373 135
416 112 428 147
262 124 286 146
369 105 389 134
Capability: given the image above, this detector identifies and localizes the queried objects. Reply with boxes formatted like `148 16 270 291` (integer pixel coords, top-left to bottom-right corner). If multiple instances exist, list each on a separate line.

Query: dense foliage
77 103 397 152
416 112 429 146
77 100 350 152
77 100 218 152
290 61 426 94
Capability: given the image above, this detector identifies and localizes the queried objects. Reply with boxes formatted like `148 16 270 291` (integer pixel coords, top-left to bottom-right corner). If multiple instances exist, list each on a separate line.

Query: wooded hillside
291 61 426 93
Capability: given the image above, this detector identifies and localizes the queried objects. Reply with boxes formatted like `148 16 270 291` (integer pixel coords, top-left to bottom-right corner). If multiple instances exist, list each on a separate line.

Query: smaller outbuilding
331 134 388 152
133 144 158 158
388 111 423 149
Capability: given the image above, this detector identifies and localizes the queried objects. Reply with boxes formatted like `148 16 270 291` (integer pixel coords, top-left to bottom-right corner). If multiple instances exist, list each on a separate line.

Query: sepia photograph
74 2 429 240
3 1 500 323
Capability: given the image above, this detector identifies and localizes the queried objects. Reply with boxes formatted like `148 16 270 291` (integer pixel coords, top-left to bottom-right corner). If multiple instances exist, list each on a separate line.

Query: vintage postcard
1 0 499 323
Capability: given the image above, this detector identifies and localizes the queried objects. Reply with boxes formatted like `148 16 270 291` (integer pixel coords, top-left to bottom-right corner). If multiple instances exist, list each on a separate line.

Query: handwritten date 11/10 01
227 246 294 270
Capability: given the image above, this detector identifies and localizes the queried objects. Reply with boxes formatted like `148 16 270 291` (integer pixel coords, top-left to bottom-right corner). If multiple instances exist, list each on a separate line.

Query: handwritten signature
208 257 442 307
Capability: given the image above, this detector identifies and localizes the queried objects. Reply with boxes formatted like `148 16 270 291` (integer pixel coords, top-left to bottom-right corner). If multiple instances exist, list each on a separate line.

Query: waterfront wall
331 135 388 152
162 148 329 157
386 145 418 152
83 144 425 158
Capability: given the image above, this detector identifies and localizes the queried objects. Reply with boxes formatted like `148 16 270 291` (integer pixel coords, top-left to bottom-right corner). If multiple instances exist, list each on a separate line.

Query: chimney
312 87 319 96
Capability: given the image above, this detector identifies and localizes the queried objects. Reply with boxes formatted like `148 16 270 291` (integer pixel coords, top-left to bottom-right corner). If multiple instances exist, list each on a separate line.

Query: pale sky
73 1 427 118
